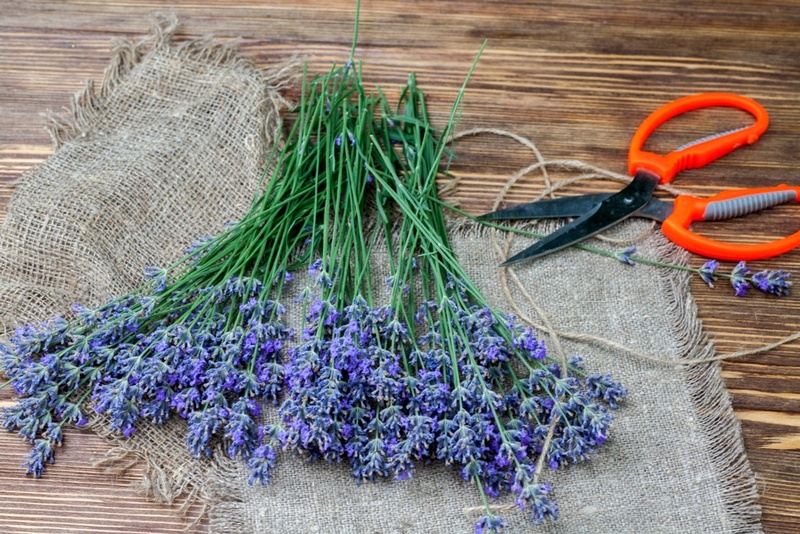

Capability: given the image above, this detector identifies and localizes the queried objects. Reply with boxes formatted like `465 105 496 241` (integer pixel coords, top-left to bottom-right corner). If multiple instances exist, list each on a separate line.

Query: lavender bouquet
1 6 627 533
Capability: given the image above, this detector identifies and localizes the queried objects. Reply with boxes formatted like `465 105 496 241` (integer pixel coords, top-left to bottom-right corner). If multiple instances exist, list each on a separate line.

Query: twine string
448 127 800 367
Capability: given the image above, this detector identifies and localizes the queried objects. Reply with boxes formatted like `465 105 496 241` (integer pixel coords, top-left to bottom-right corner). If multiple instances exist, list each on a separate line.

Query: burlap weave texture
0 18 762 534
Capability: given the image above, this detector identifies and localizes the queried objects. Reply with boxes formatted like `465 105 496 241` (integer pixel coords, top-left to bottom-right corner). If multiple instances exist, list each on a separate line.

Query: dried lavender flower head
752 269 791 296
698 259 719 288
614 246 637 266
730 261 751 296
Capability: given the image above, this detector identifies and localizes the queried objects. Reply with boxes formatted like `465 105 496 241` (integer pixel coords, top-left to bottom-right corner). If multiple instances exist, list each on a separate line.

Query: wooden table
1 1 799 532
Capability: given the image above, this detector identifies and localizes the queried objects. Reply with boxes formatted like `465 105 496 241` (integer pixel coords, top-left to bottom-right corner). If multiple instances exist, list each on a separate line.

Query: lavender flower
585 374 628 409
698 259 719 288
248 442 278 485
731 261 751 297
23 438 56 478
752 269 791 296
474 514 507 534
614 246 637 266
515 482 559 524
143 266 168 292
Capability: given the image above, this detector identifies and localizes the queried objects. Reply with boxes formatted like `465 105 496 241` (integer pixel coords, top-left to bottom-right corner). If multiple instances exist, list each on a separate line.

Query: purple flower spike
23 438 56 478
247 443 277 486
731 261 751 297
752 269 791 296
515 483 559 524
698 259 719 288
614 246 637 266
474 514 508 534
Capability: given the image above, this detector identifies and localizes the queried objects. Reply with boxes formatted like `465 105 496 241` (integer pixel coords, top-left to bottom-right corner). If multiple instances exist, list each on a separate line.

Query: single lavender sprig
570 243 793 298
453 204 793 299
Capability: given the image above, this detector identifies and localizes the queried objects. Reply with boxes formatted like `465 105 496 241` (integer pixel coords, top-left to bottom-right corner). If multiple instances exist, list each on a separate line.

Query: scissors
481 93 800 265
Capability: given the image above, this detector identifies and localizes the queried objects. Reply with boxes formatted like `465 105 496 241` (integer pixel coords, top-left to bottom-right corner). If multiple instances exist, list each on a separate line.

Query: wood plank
0 421 206 533
1 1 799 532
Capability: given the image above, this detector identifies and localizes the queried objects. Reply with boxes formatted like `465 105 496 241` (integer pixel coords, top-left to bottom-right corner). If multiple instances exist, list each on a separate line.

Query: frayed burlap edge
90 415 241 524
42 11 299 155
655 241 763 532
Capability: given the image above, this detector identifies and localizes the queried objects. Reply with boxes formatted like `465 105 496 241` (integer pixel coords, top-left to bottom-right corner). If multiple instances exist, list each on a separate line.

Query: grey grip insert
703 190 797 221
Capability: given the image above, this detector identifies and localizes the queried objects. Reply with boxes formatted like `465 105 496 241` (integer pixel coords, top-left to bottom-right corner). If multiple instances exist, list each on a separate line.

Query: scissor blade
479 193 613 220
500 172 661 266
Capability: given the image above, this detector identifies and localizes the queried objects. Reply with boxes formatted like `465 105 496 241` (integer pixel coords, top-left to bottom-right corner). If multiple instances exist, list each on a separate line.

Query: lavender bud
474 514 508 534
698 259 719 287
614 246 637 266
731 261 751 297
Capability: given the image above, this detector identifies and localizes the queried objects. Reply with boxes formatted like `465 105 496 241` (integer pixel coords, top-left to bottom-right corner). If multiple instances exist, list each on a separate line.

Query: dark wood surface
1 1 799 532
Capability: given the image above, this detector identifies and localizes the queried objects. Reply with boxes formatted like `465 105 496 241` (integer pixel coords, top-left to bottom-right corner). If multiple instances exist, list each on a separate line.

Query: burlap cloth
0 18 762 534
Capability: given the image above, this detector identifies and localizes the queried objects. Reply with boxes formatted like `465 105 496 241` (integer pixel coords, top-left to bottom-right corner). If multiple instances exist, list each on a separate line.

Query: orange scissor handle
662 185 800 260
628 93 769 184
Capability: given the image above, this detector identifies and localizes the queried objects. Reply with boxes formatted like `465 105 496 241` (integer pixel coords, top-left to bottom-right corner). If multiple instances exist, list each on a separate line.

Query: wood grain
1 1 799 532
